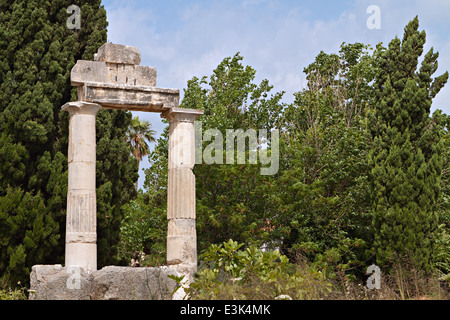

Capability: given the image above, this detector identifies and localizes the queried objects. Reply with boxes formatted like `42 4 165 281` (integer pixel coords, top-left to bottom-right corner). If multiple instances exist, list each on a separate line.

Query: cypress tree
369 17 448 271
0 0 138 286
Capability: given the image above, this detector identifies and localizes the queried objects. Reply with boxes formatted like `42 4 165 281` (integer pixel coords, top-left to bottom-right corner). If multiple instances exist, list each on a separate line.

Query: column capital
62 101 102 115
161 107 203 123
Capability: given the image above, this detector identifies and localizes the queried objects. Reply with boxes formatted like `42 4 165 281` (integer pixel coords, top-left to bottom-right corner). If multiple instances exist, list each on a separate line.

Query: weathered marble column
162 108 203 278
62 101 102 272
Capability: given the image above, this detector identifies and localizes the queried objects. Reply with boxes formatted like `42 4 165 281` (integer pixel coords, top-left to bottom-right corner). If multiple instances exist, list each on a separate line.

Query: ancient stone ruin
30 43 203 300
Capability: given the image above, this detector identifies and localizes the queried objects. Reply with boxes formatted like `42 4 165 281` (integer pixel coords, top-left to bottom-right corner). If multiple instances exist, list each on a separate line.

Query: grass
0 278 27 300
185 262 450 300
328 268 449 300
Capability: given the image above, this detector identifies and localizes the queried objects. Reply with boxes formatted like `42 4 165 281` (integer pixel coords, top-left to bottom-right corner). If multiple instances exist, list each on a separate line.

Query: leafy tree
95 109 138 267
368 17 449 271
0 0 137 285
144 125 169 200
118 125 170 265
180 53 284 251
139 23 449 282
277 43 377 276
140 54 284 261
117 193 166 266
126 116 156 190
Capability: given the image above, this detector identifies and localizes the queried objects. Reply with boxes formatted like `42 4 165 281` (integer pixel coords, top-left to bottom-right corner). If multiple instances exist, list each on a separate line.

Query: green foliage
138 17 450 299
181 53 284 131
200 239 289 279
434 224 450 275
175 240 448 300
142 125 169 244
126 116 156 190
0 273 27 300
0 0 137 286
139 18 449 285
0 286 27 300
187 240 332 300
369 17 448 272
144 53 285 253
96 109 139 267
0 186 59 285
277 42 376 276
117 194 166 266
435 114 450 275
181 53 284 250
0 0 446 300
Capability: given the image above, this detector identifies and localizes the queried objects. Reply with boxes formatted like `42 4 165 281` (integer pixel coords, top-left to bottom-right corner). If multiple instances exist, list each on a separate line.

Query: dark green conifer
0 0 138 286
369 17 448 271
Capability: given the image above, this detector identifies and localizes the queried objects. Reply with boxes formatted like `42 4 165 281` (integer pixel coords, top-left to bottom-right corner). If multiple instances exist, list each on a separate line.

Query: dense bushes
180 239 333 300
172 239 449 300
136 17 450 300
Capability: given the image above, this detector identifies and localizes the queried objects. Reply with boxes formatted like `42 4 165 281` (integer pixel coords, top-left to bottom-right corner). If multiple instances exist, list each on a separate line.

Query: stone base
29 265 182 300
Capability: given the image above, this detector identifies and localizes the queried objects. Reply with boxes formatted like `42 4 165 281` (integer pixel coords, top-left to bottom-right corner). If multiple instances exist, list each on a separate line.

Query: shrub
186 239 333 300
0 279 27 300
117 195 166 266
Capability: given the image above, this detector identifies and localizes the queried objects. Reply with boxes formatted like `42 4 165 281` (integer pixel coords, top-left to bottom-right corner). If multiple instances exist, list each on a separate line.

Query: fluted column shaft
62 101 101 272
163 108 203 273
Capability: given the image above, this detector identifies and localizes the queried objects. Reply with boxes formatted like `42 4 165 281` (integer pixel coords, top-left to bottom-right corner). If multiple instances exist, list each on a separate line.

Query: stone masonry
29 265 180 300
163 108 203 282
63 101 101 272
30 43 203 299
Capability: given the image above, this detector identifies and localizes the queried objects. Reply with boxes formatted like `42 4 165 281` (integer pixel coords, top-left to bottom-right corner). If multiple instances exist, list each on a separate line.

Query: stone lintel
76 82 180 112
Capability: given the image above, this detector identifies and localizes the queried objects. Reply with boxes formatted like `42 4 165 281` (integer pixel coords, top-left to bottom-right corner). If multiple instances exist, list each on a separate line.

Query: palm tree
127 116 156 190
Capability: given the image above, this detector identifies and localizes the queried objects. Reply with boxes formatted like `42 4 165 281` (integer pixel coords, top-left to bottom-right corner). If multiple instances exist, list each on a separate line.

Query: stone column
162 108 203 279
62 101 102 273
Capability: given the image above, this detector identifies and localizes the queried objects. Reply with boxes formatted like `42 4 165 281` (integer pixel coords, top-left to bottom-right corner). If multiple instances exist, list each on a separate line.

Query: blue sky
100 0 450 189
